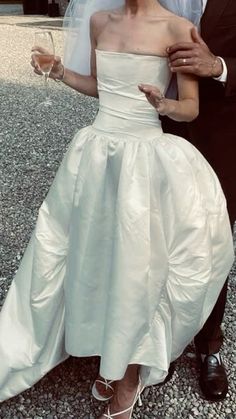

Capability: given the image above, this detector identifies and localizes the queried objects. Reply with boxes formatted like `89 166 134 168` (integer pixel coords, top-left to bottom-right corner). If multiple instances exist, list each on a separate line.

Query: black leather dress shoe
199 354 228 401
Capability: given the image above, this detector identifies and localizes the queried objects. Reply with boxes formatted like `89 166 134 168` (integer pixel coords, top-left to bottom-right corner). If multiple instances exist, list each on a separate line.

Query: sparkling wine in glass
34 31 55 106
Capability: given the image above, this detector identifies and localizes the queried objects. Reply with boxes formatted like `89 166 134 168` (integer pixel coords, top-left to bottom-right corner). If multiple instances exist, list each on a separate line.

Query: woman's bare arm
139 20 199 122
165 72 199 122
139 71 199 122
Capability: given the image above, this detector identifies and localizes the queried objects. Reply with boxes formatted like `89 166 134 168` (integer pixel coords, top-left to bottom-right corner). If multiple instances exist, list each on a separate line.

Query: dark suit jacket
162 0 236 225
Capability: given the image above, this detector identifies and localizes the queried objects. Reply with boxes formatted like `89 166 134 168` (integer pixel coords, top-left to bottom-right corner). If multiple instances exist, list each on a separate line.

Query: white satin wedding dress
0 50 234 401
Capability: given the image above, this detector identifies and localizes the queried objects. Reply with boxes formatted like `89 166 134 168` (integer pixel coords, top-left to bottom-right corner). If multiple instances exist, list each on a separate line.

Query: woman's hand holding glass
31 49 64 81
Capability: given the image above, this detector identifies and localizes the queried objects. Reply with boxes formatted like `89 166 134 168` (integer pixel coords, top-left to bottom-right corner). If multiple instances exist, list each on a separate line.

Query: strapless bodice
93 50 171 138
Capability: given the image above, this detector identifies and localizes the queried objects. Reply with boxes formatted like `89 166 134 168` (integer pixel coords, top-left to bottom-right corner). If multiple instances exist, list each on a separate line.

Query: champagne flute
34 31 55 106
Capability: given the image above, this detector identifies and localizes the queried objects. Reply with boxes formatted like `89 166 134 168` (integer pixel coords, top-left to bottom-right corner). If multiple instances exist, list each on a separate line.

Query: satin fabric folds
0 50 234 401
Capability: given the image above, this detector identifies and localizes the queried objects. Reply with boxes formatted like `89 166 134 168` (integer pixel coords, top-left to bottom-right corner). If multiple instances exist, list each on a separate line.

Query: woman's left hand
138 84 167 115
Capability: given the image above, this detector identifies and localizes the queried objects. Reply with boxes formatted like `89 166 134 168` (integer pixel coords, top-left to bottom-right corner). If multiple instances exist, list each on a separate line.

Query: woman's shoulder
167 15 194 43
90 10 111 41
90 10 109 28
90 7 121 27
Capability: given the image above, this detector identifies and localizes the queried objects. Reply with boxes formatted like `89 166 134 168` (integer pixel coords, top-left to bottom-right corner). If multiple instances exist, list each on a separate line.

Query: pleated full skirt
0 125 234 401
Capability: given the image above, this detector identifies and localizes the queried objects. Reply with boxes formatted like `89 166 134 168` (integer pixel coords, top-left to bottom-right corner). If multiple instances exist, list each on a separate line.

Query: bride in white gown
0 0 234 417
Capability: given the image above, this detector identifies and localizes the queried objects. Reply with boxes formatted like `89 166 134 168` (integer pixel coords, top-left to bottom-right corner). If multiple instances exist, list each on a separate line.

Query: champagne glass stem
44 73 50 103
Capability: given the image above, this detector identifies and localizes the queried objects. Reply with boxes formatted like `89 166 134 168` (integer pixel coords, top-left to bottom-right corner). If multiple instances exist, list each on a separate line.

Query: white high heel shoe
92 377 115 401
103 378 143 419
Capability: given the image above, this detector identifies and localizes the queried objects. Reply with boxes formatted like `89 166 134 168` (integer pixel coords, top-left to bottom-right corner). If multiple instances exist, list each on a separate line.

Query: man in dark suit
163 0 236 402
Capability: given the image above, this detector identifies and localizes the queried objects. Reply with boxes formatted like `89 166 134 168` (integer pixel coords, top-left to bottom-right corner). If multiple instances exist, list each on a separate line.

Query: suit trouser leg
194 279 228 354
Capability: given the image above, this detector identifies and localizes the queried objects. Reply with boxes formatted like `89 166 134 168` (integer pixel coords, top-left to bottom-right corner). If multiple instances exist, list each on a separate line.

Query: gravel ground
0 13 236 419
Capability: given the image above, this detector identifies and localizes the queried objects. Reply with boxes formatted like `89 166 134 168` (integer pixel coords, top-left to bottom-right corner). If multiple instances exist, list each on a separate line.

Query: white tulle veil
63 0 201 75
159 0 202 26
63 0 124 74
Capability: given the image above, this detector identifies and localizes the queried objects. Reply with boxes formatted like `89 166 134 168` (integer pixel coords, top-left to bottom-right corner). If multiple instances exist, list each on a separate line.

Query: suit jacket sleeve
223 57 236 97
201 0 236 98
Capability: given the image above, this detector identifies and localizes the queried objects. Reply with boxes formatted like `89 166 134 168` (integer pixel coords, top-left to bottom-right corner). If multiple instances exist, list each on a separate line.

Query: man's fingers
191 26 206 46
169 58 195 69
167 42 195 54
168 49 196 63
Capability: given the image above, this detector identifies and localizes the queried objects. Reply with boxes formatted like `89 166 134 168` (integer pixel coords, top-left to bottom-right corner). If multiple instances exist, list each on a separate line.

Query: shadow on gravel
15 19 63 30
0 19 63 30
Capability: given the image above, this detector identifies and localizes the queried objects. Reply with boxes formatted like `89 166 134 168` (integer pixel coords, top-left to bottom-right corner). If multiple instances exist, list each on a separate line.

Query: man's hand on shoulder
167 27 223 78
